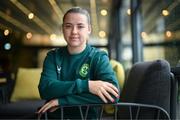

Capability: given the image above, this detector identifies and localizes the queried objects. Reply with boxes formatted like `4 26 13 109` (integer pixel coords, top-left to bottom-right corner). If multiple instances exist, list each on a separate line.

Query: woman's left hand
37 99 59 114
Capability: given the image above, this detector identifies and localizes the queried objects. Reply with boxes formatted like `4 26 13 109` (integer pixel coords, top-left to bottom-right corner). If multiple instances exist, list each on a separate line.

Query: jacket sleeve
58 51 120 105
38 50 89 100
95 51 120 102
59 93 103 105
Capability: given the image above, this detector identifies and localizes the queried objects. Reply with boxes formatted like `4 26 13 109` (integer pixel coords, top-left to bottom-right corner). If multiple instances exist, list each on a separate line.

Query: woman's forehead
63 13 89 24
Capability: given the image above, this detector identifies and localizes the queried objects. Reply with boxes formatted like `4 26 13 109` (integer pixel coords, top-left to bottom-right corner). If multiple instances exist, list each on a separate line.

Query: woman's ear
88 25 92 34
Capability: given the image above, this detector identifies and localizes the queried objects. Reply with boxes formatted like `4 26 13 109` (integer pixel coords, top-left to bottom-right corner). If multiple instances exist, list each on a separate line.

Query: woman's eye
78 26 84 29
64 25 72 28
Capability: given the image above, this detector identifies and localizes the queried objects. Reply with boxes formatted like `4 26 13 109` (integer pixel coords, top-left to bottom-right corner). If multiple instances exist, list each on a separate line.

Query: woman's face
62 13 91 49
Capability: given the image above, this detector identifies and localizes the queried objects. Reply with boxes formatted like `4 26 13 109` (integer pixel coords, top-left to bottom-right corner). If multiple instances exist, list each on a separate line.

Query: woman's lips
70 37 79 40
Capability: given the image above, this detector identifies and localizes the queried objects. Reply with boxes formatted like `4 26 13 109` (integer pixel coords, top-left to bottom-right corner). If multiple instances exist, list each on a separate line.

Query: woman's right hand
88 80 119 103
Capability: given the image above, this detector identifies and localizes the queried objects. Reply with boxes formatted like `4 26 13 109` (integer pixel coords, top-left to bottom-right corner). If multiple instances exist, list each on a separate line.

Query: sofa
0 68 45 119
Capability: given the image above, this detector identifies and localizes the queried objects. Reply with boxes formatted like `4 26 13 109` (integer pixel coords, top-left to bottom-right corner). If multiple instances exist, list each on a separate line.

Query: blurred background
0 0 180 119
0 0 179 73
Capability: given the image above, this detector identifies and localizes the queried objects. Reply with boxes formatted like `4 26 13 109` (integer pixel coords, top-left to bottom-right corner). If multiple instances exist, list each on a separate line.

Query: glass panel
141 0 180 67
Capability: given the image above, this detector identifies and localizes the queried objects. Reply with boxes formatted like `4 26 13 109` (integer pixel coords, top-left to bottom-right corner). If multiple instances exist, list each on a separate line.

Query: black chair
38 102 170 120
171 65 180 119
120 59 176 119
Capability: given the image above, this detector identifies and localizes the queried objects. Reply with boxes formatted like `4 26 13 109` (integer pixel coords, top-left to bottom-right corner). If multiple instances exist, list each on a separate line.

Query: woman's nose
72 26 78 34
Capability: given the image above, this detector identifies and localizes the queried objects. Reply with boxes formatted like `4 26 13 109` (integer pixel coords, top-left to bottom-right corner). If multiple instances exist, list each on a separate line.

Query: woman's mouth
70 37 79 40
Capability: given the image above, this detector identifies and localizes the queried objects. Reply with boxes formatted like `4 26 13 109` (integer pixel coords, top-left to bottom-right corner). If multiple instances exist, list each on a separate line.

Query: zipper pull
57 65 61 74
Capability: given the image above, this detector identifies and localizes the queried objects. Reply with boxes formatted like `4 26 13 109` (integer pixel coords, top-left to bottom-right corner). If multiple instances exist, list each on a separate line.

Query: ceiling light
127 9 131 15
99 31 106 38
4 43 11 50
166 31 172 38
4 29 10 36
28 13 34 19
162 10 169 16
141 32 149 40
100 9 107 16
26 32 32 39
50 34 57 41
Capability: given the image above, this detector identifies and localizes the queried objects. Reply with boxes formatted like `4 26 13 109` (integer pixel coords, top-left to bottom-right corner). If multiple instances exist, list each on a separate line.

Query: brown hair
63 7 91 25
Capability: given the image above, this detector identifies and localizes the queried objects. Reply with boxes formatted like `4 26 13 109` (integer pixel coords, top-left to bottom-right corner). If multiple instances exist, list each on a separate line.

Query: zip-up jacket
38 44 120 119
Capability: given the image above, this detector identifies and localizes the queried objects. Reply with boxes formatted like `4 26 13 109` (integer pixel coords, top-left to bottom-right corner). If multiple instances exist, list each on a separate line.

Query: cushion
110 59 125 89
10 68 42 102
104 59 125 114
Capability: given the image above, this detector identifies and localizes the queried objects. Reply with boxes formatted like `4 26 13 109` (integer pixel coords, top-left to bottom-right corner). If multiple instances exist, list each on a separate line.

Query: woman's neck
67 44 87 54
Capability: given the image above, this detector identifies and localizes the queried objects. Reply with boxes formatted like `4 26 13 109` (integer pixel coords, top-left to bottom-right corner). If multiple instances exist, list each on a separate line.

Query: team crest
79 63 89 78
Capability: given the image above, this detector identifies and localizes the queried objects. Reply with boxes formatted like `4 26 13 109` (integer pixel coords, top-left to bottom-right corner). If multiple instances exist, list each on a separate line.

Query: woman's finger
97 90 108 103
106 82 119 94
101 87 114 102
38 103 50 114
49 106 60 112
104 85 119 98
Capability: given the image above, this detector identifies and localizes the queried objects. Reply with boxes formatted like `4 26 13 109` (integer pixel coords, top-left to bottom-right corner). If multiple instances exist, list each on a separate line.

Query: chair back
38 102 170 120
120 60 171 118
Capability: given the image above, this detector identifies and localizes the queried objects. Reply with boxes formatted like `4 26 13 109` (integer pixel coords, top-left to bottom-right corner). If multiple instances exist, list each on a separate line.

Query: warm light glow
50 34 57 41
28 13 34 19
162 10 169 16
99 31 106 38
127 9 131 15
166 31 172 38
141 32 149 41
141 32 147 38
100 9 107 16
4 29 10 36
26 32 32 39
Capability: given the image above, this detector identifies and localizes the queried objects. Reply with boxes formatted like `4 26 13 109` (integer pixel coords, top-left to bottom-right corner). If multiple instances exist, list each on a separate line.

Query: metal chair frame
38 102 170 120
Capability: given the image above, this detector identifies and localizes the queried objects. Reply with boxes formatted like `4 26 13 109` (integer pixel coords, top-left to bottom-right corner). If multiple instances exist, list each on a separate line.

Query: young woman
38 7 120 119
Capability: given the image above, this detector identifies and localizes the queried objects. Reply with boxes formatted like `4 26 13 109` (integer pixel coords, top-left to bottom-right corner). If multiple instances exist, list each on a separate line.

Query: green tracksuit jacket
38 44 120 119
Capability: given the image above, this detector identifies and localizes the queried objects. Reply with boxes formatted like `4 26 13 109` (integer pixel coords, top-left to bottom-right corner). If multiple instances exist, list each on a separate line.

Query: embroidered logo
79 63 89 78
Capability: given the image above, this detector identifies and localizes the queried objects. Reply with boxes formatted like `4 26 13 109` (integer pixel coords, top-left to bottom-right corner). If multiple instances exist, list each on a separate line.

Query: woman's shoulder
91 47 108 57
89 46 109 63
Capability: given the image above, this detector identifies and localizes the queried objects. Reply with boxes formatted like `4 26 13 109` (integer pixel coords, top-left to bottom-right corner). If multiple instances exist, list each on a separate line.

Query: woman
38 7 120 119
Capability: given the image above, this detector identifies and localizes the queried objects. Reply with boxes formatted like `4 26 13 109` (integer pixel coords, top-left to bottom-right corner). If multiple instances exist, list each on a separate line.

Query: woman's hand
88 80 119 103
37 99 59 114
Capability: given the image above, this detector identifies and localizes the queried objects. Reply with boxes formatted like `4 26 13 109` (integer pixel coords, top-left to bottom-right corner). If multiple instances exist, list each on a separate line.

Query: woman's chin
68 43 80 47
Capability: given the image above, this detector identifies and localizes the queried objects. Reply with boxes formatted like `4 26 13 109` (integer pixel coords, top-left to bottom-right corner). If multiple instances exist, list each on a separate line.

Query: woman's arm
38 50 89 100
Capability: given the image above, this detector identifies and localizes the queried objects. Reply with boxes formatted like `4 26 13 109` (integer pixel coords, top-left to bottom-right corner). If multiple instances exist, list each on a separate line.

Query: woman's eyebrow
77 23 85 26
64 23 72 25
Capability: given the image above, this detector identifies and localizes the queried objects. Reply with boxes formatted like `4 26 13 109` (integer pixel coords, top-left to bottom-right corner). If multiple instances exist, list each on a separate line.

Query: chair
0 68 45 119
120 59 176 119
38 102 170 120
38 59 174 120
171 65 180 119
